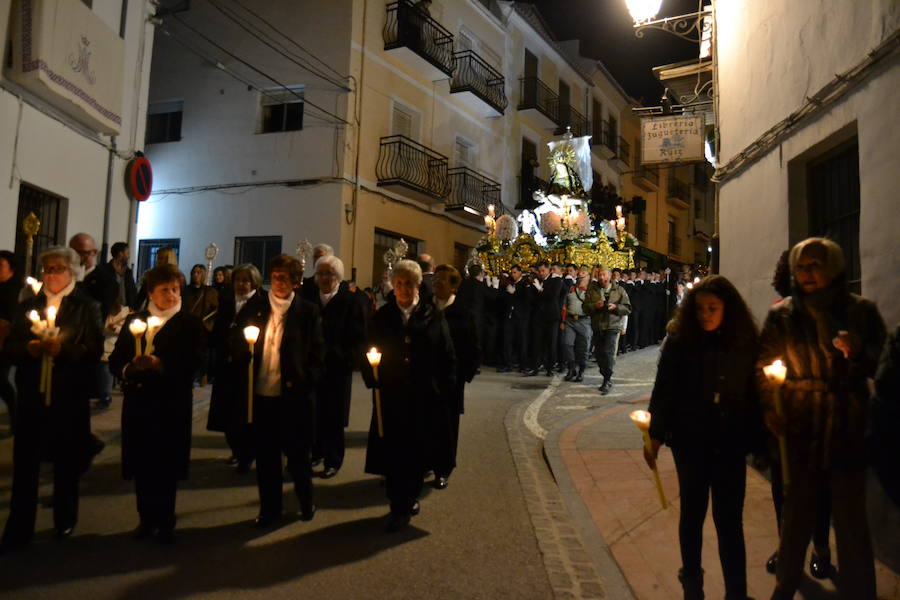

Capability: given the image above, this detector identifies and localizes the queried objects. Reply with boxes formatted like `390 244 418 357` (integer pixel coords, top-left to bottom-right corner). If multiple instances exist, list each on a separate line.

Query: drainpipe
350 0 368 279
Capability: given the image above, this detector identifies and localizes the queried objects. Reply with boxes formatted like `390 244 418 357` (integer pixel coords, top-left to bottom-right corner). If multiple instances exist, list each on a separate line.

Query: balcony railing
557 105 589 137
450 50 508 115
384 0 454 77
376 135 449 201
668 177 691 203
616 137 631 166
601 120 617 154
446 167 501 216
635 165 659 187
517 77 559 124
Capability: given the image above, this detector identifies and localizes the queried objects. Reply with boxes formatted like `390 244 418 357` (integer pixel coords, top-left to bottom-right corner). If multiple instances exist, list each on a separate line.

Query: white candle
763 359 790 486
243 326 260 424
129 319 147 356
46 305 57 330
629 409 667 509
26 276 42 295
366 347 384 437
145 316 163 355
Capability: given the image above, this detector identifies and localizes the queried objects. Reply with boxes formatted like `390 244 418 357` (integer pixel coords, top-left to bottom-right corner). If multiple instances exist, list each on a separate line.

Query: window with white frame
259 85 304 134
391 101 419 140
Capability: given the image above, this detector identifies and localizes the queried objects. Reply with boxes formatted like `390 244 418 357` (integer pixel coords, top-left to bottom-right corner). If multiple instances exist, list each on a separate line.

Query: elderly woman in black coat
233 254 324 528
109 264 206 543
363 259 456 532
207 263 263 472
430 264 480 490
310 255 366 479
1 247 103 547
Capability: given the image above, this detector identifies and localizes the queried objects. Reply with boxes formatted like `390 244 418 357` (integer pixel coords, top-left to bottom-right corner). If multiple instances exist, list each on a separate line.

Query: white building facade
138 0 633 286
714 0 900 325
0 0 156 270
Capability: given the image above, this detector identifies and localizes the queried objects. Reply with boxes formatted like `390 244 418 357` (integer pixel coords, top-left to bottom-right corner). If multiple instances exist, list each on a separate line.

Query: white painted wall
716 0 900 325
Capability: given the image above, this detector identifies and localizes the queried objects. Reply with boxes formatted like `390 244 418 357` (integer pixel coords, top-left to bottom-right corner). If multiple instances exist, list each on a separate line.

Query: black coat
533 276 565 322
313 288 367 426
441 299 480 414
508 277 534 321
6 287 102 459
231 291 325 443
361 300 456 475
207 290 255 432
84 262 137 318
109 311 206 480
649 333 763 455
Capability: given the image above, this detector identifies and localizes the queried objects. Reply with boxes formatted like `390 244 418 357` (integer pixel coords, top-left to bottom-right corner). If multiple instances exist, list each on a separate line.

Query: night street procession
0 0 898 598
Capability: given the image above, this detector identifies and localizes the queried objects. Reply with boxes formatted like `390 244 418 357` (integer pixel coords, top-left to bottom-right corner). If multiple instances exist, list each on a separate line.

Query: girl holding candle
232 255 324 528
362 259 456 532
759 238 886 600
1 247 103 547
109 264 206 544
644 275 762 600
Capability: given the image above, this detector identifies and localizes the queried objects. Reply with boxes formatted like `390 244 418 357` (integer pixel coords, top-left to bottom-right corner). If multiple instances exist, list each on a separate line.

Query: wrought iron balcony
556 105 589 137
446 167 501 222
633 165 659 191
450 50 507 117
667 176 692 208
384 1 454 79
592 118 614 159
610 136 631 173
517 77 560 129
376 135 449 203
668 235 682 257
602 120 618 155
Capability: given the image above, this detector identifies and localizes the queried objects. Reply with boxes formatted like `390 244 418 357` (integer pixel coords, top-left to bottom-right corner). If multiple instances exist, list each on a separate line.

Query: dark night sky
530 0 701 104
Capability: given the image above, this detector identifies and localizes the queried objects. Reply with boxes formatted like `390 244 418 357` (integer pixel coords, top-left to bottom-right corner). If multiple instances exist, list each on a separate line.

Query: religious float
473 129 635 276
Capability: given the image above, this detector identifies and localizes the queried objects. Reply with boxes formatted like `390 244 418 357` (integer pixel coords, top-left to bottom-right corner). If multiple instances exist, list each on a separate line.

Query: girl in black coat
1 247 103 547
109 264 207 543
645 275 762 600
431 265 480 489
362 260 456 532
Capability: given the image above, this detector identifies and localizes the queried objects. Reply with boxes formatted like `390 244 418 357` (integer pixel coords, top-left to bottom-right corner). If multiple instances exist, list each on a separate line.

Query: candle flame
28 309 41 323
147 316 163 330
763 359 787 384
629 410 651 431
26 276 42 295
243 325 260 344
129 319 147 336
46 305 57 320
366 346 382 367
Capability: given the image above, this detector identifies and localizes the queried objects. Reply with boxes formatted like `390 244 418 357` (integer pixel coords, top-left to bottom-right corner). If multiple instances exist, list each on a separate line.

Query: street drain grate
510 383 550 390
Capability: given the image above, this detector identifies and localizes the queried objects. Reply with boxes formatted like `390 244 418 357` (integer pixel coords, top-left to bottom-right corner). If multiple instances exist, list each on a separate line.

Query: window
808 141 861 293
592 99 603 139
234 236 283 284
391 102 419 140
458 28 476 52
454 136 475 168
146 100 183 144
259 86 304 133
137 239 180 280
372 230 420 287
15 183 67 276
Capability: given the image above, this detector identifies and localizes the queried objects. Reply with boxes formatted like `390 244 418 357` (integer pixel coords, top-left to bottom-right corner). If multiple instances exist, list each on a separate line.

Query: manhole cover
510 383 550 390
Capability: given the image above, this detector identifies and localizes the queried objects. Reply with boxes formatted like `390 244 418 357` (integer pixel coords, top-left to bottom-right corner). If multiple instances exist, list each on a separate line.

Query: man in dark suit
499 265 533 372
417 254 435 303
83 242 137 318
525 261 564 376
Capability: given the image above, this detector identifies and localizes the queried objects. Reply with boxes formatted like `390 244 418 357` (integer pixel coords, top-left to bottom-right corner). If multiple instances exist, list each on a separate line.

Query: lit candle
487 204 495 218
46 305 57 331
129 319 147 356
366 347 384 437
484 215 492 230
145 316 163 355
762 359 790 486
26 276 42 295
629 409 668 509
616 204 623 218
694 276 701 283
243 326 260 424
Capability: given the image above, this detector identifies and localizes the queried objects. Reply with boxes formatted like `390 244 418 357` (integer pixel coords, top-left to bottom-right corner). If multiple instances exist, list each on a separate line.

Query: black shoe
321 467 338 479
157 528 175 545
254 513 281 529
574 369 584 383
311 458 323 468
765 550 777 574
433 476 448 490
564 368 575 381
53 527 74 540
132 523 156 540
523 369 538 377
411 501 420 516
386 512 411 533
225 455 239 466
677 568 704 600
298 505 317 522
95 397 111 409
599 381 611 395
496 366 511 373
809 551 833 579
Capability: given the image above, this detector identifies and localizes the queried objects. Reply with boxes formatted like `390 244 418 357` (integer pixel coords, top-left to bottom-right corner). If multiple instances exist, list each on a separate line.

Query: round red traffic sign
125 156 153 202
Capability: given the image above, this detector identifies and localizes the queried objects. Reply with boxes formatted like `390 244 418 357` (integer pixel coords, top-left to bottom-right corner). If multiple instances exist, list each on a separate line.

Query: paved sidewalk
545 394 900 600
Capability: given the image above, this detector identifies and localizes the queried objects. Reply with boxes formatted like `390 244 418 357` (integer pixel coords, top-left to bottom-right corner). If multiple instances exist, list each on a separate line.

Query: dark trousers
386 464 424 516
2 423 81 543
225 424 255 466
134 468 178 531
0 361 16 432
625 310 640 348
772 467 874 600
593 329 620 380
530 319 559 371
503 312 530 368
770 456 830 549
254 395 313 517
313 373 352 471
672 446 748 598
435 386 463 479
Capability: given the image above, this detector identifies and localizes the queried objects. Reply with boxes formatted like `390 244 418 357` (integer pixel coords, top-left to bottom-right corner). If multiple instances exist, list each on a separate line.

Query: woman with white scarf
233 254 324 528
1 247 103 548
110 264 207 544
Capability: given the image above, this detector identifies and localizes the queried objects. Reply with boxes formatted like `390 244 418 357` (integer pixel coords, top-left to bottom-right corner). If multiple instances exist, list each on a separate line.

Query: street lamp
625 0 711 43
625 0 663 25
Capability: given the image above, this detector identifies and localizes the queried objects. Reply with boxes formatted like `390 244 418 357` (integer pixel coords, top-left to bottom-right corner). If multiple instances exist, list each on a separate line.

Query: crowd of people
0 234 896 600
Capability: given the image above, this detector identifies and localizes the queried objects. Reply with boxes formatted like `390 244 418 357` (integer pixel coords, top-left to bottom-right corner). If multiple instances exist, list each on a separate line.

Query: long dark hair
0 250 23 286
666 274 758 348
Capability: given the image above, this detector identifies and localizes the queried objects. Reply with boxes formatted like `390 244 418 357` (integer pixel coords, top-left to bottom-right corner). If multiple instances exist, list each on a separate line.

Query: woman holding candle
207 264 262 472
109 264 206 544
362 259 456 532
1 247 103 547
644 275 762 600
232 254 324 528
759 238 886 600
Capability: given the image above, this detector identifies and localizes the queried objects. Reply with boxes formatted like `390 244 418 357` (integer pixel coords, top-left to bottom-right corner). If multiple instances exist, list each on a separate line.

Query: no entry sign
125 156 153 201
